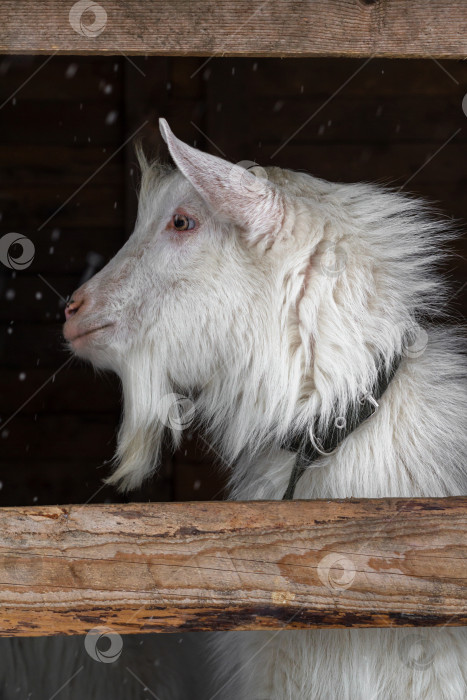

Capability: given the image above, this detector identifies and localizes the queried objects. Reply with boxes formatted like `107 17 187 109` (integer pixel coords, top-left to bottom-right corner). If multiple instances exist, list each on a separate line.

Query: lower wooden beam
0 498 466 636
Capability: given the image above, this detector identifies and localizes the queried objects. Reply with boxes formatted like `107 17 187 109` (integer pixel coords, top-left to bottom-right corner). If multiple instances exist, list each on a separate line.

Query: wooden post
1 497 466 636
1 1 467 58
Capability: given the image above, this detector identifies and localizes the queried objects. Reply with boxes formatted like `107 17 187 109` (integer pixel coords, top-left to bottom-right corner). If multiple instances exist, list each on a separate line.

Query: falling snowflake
106 110 118 125
65 63 78 79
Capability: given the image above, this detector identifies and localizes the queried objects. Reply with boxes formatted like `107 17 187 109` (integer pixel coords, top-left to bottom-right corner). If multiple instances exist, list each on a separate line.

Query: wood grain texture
1 1 467 58
0 498 466 636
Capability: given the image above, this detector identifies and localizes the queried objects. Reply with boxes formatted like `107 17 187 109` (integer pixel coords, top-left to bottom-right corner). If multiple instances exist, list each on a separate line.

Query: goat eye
172 213 196 231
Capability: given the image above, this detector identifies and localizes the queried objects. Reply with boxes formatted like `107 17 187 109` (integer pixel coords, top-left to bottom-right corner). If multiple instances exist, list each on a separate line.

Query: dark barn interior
1 55 466 509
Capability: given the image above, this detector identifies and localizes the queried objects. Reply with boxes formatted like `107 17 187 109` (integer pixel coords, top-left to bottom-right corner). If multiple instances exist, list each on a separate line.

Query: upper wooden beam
1 497 466 636
1 1 466 58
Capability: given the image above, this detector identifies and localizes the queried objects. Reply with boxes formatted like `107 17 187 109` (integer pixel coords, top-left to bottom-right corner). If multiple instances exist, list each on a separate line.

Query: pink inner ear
160 117 283 242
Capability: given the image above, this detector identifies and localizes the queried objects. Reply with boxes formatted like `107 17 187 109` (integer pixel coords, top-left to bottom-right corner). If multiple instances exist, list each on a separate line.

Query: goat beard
105 341 180 492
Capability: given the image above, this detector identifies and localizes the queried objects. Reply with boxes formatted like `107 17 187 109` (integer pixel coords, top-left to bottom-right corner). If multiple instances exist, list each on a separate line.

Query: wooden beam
1 497 466 636
1 1 466 58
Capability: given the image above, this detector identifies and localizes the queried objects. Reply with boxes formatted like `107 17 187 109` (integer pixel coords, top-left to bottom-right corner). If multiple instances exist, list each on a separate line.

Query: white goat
11 119 467 699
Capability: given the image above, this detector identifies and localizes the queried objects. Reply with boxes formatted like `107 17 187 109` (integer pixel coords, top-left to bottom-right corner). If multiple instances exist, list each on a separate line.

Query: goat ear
159 118 284 244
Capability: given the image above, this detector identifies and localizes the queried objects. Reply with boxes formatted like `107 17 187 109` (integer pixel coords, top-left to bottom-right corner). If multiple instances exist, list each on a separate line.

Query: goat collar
281 353 402 499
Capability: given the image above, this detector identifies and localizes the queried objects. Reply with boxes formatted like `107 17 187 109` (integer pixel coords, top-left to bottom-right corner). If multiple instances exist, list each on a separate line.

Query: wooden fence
0 0 466 638
1 498 466 636
1 1 467 58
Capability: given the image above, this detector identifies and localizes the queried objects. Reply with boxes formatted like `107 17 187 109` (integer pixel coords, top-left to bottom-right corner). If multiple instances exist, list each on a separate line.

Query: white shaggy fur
5 120 466 699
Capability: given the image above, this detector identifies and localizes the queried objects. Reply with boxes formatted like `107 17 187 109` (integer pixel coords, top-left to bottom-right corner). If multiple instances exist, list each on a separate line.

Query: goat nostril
64 297 83 321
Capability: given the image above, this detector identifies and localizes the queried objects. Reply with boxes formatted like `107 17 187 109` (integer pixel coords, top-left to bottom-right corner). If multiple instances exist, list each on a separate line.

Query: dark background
1 55 466 507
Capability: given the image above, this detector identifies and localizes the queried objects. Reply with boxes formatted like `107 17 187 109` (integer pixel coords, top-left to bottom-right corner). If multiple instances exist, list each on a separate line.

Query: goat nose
65 295 84 321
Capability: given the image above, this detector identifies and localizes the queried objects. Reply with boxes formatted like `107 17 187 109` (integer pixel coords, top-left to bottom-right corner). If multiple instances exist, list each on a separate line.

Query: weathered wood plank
0 498 466 636
1 1 466 58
